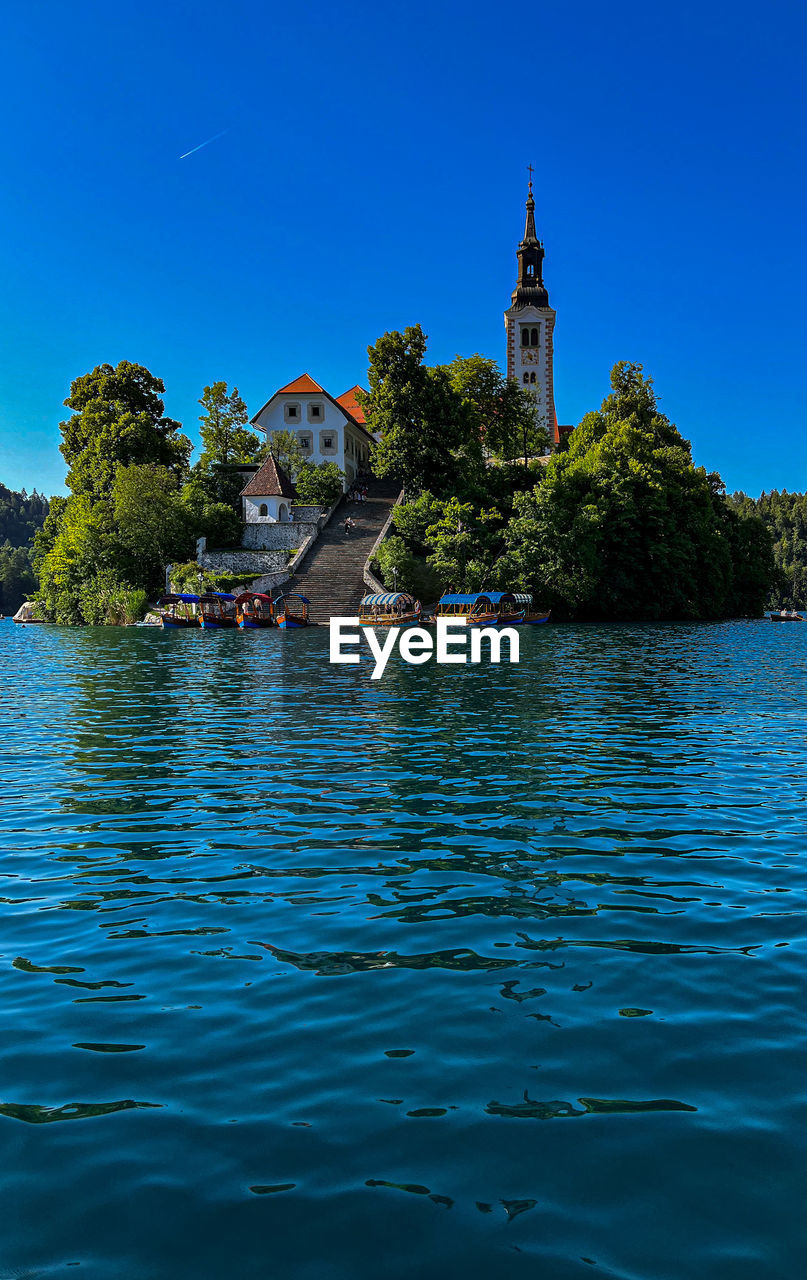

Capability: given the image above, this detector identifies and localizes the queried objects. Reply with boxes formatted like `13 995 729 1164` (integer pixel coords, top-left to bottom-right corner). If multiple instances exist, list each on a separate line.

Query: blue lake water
2 618 807 1279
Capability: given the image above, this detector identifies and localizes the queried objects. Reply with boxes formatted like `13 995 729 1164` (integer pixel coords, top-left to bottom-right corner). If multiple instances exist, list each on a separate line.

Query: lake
2 618 806 1278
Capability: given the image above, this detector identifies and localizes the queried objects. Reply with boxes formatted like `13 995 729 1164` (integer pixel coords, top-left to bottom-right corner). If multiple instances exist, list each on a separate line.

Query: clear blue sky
1 0 804 497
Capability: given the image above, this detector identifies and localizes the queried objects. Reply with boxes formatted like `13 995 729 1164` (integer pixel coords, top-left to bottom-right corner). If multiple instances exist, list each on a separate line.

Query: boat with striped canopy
431 592 526 626
511 593 551 625
358 592 421 626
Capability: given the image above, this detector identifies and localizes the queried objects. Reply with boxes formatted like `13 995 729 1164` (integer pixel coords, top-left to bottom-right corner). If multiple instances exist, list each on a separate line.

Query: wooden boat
770 611 804 622
157 593 200 628
198 592 238 629
511 593 551 625
430 592 525 626
236 591 274 628
358 592 421 626
273 593 311 628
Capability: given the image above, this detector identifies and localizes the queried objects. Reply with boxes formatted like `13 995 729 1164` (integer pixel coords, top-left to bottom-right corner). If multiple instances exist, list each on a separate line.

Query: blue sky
0 0 804 497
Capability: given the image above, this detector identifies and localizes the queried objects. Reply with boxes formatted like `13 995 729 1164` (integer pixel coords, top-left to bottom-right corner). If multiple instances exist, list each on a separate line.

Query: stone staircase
286 477 401 622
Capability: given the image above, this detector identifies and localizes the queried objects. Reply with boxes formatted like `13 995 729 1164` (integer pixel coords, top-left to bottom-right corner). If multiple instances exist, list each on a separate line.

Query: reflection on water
2 619 807 1278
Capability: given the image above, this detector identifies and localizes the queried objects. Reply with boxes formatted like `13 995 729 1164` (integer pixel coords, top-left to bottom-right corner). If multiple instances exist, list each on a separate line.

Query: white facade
242 494 292 523
251 381 373 488
504 303 557 445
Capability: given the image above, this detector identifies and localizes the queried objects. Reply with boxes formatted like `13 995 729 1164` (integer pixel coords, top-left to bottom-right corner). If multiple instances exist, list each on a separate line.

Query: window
523 373 529 384
299 435 311 450
521 329 529 347
284 402 300 423
307 402 324 423
259 503 268 517
323 436 334 449
530 372 537 385
530 327 539 346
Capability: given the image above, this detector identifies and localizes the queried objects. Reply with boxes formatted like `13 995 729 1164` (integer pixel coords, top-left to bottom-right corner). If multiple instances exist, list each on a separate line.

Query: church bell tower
504 173 558 446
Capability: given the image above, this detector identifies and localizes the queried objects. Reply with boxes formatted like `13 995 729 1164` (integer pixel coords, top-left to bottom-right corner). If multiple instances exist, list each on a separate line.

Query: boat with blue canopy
274 594 312 629
157 593 200 629
199 592 237 629
358 592 421 626
432 591 525 626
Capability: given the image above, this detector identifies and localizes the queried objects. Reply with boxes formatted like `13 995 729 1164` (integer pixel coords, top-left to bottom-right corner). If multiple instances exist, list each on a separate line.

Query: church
504 174 571 448
241 180 568 527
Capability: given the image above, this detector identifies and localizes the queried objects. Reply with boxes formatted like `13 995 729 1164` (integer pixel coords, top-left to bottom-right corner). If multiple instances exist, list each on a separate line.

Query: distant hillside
729 490 807 608
0 483 50 614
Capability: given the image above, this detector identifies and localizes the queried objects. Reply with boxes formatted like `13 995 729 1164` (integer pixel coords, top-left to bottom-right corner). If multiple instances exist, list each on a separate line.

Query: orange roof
276 373 325 395
336 385 368 424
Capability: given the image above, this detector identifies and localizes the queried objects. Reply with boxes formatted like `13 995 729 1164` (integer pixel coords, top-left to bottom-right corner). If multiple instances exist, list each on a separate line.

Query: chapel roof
240 454 296 499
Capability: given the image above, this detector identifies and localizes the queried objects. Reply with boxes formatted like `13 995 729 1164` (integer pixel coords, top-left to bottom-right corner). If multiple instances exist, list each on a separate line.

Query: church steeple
512 172 549 309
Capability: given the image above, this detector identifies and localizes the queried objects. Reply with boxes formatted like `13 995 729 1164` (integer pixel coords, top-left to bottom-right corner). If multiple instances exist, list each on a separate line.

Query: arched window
523 373 529 384
521 328 529 346
259 503 268 517
531 328 539 346
530 372 537 384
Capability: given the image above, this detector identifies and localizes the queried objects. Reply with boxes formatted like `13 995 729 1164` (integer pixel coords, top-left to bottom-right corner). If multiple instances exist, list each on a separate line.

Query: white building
250 374 374 489
241 454 296 524
504 178 570 447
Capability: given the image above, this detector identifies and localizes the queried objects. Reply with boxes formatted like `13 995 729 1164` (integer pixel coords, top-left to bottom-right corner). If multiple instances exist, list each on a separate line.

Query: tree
294 462 344 507
423 497 502 592
498 362 774 620
198 382 260 467
444 354 549 473
59 361 191 499
263 429 305 481
113 464 192 591
363 326 482 498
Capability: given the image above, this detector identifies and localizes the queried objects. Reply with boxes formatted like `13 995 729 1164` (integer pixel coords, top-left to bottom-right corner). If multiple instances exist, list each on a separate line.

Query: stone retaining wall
200 548 288 575
241 521 319 551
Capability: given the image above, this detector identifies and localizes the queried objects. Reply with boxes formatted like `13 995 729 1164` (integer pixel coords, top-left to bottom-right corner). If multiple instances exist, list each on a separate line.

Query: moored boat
236 591 274 628
770 611 804 622
158 593 200 629
199 592 237 629
511 593 551 625
274 593 312 628
358 592 421 626
430 591 528 626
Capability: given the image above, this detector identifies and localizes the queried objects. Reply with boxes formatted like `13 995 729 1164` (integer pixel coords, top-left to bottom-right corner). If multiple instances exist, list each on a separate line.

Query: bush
294 462 344 508
78 572 148 625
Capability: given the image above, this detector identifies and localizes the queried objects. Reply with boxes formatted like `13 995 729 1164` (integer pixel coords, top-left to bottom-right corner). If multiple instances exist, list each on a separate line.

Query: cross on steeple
527 163 534 194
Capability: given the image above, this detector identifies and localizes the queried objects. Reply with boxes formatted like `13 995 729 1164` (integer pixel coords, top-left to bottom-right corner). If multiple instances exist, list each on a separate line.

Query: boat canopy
438 591 516 606
159 593 200 604
234 591 273 604
360 592 415 608
199 592 236 603
512 593 533 606
274 594 310 606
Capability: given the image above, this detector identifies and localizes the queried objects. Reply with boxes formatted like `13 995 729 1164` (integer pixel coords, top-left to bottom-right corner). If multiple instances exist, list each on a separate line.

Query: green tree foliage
0 483 50 612
0 543 37 613
363 326 483 498
263 429 305 481
497 362 773 619
727 490 807 608
198 382 259 467
37 362 212 622
423 498 503 592
444 354 549 472
59 362 191 498
294 461 344 507
113 464 193 586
